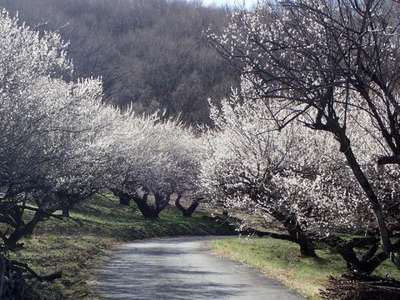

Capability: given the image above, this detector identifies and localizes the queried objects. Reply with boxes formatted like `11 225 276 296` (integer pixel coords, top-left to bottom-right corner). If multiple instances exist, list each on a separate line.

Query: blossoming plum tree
0 9 122 297
109 112 205 219
209 0 400 271
201 81 354 257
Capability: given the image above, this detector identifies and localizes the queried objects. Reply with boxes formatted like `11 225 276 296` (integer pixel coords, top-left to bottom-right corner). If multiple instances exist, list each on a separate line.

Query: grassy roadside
213 237 400 300
11 193 234 299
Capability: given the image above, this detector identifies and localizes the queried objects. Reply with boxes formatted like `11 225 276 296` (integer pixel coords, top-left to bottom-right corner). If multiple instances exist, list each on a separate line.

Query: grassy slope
213 237 400 300
11 193 234 299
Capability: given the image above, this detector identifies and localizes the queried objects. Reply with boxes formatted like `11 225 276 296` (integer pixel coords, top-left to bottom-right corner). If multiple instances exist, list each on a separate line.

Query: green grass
213 237 400 300
10 193 234 299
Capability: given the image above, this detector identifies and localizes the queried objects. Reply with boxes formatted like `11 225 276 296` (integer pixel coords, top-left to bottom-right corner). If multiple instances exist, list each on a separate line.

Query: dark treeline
0 0 238 124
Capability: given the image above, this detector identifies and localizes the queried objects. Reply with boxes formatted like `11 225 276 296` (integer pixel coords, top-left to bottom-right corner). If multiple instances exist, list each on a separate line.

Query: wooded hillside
1 0 237 124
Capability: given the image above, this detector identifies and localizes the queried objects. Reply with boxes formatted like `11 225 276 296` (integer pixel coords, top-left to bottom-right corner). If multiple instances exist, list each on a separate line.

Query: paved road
96 236 303 300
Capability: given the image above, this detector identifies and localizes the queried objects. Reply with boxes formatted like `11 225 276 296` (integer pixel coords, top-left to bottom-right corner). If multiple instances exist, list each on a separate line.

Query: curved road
96 236 303 300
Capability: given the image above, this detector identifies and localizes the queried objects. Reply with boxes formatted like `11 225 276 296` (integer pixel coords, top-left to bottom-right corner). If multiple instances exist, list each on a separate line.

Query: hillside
0 0 238 125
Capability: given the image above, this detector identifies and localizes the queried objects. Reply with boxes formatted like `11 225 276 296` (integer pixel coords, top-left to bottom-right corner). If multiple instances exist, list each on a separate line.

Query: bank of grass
213 237 400 300
11 193 234 299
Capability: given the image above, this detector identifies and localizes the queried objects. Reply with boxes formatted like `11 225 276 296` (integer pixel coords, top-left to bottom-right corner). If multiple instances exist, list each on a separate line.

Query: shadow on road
96 237 303 300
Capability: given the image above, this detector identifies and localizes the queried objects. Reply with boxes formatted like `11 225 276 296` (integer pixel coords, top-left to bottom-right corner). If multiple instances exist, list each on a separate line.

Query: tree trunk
132 196 159 219
58 192 70 217
277 212 317 258
324 235 391 275
62 207 70 218
110 189 131 206
6 211 45 250
118 194 130 206
297 232 317 257
336 129 392 254
175 196 201 217
154 192 170 213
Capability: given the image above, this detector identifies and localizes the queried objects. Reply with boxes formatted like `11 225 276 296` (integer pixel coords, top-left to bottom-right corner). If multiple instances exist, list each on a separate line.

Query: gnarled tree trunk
154 192 170 214
111 189 131 206
52 192 71 218
132 194 160 219
118 194 130 206
275 212 317 258
113 189 171 219
62 207 70 218
324 235 397 275
5 210 45 250
132 191 171 219
175 195 201 217
296 232 317 258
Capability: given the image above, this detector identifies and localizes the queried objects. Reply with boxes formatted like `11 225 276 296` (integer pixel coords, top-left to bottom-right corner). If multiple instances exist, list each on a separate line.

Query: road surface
96 236 303 299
